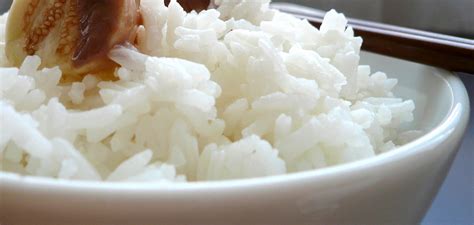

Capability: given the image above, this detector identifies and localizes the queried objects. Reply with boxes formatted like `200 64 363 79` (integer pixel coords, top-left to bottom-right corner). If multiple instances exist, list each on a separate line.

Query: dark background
1 1 472 224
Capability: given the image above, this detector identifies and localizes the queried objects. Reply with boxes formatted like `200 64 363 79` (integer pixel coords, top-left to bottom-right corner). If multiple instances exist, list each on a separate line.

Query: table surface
0 2 473 224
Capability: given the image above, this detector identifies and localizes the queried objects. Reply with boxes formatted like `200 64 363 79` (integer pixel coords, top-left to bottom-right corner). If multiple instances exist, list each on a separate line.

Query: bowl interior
361 51 453 133
0 52 461 189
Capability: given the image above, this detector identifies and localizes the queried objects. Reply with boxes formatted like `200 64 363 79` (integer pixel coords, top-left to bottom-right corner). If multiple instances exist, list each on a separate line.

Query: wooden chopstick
271 3 474 74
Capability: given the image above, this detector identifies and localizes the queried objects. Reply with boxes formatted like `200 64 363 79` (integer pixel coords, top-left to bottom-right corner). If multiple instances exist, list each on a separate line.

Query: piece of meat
5 0 140 79
5 0 212 80
164 0 211 12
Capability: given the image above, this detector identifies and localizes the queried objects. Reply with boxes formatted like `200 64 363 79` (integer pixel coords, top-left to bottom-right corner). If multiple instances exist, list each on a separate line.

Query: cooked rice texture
0 0 415 182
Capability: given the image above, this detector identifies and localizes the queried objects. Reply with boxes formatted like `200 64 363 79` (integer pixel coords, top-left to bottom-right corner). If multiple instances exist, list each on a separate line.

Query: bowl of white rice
0 0 470 224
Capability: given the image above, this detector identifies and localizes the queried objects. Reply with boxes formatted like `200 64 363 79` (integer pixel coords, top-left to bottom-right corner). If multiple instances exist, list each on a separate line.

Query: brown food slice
164 0 211 12
5 0 212 79
6 0 140 79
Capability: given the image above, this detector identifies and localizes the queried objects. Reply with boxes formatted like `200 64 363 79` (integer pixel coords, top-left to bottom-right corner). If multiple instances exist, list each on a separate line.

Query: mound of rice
0 0 415 182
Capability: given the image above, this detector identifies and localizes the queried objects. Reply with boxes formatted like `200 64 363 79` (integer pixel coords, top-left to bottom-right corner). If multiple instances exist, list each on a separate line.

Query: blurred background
1 1 472 225
273 0 474 38
2 0 473 38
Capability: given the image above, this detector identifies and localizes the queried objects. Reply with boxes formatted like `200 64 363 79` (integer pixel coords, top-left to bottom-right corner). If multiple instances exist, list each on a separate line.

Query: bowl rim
0 68 470 193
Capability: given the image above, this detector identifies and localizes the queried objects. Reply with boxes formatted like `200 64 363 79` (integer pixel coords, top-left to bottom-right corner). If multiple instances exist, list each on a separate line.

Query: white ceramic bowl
1 52 470 225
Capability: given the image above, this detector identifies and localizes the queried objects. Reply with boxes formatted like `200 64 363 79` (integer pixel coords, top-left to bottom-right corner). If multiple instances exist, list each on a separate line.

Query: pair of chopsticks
271 3 474 74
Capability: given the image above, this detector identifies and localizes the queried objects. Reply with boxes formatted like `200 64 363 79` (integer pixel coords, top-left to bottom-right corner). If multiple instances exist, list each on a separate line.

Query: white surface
0 52 470 224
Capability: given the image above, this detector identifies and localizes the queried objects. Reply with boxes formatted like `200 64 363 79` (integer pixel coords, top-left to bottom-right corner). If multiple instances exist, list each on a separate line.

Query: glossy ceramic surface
0 52 470 225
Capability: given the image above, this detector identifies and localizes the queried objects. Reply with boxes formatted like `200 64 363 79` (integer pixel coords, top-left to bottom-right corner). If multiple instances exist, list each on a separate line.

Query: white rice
0 0 415 182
